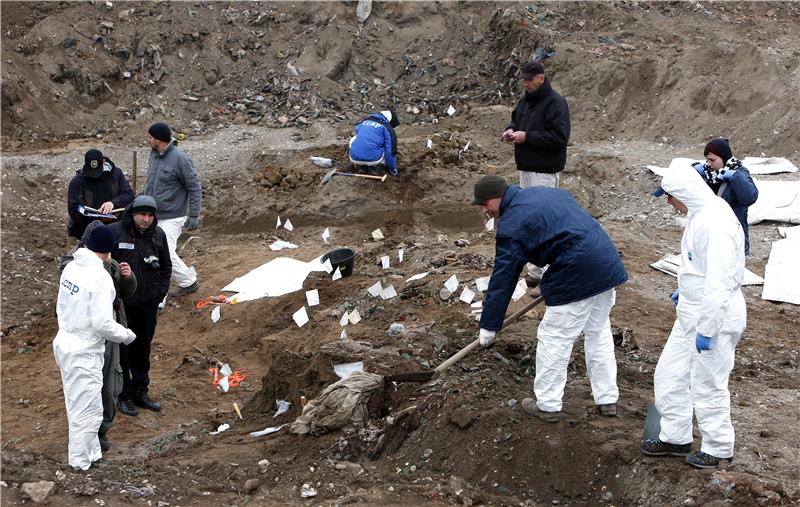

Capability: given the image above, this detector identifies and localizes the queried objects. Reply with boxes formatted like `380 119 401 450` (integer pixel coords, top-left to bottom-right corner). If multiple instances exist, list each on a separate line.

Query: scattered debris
21 481 55 503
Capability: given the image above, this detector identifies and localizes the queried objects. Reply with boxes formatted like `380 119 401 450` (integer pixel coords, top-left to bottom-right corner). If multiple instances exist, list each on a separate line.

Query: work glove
670 289 679 306
186 216 200 231
695 333 712 353
719 170 737 181
479 328 496 348
122 330 137 346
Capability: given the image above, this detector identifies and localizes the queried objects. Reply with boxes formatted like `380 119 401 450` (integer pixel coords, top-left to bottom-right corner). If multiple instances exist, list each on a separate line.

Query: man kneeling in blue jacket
472 175 628 422
348 110 400 176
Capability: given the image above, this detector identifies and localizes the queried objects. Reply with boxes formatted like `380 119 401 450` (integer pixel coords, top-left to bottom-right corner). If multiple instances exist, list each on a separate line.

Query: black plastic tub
322 248 356 278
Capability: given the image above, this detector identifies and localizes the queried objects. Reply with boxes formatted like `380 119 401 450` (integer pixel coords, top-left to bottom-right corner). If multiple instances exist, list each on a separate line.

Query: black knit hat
472 175 508 205
148 122 172 143
86 224 115 253
704 138 733 164
83 149 104 178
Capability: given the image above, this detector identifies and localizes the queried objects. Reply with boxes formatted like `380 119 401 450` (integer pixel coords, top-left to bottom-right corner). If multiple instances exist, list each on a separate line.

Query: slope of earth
2 1 800 506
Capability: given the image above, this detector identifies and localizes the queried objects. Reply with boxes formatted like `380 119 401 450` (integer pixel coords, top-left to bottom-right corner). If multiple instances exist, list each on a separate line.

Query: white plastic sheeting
761 235 800 305
650 254 763 286
747 180 800 225
222 256 330 303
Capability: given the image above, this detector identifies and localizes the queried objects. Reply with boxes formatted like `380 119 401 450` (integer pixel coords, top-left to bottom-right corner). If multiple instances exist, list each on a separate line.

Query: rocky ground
2 2 800 506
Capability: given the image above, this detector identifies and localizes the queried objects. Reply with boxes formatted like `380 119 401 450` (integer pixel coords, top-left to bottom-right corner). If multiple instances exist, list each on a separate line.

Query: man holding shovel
471 175 627 422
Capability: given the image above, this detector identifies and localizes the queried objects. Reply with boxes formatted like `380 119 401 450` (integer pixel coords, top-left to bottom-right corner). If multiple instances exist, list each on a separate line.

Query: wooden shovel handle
435 296 544 373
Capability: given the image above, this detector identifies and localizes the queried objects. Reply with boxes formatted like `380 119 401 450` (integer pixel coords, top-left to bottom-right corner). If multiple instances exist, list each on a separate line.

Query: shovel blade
643 403 661 441
321 168 337 184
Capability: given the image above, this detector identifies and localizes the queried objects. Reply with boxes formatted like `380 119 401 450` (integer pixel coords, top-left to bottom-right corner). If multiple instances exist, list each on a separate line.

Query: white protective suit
54 248 135 470
653 164 746 459
534 289 619 412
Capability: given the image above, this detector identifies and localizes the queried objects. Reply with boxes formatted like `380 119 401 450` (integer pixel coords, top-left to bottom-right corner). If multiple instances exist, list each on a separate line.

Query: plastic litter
250 424 286 438
387 322 405 336
333 361 364 379
310 156 333 168
300 483 318 498
209 423 230 435
211 305 221 323
405 272 429 283
274 400 291 418
444 274 459 293
270 240 297 251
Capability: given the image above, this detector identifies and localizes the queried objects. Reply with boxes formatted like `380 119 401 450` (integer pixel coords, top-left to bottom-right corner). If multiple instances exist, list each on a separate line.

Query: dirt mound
3 2 800 506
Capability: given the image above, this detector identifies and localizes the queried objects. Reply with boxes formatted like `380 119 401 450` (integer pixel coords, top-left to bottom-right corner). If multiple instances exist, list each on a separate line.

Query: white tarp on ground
747 180 800 225
650 254 764 286
741 157 798 175
778 225 800 239
761 235 800 305
646 160 800 225
222 255 329 303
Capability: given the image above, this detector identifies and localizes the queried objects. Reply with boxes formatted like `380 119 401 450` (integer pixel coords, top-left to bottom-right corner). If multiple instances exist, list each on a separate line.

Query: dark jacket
708 166 758 256
507 79 571 174
67 157 134 239
143 140 202 220
108 206 172 308
480 185 628 331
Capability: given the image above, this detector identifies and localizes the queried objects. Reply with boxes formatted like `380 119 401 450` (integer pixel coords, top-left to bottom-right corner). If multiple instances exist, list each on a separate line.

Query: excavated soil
2 2 800 506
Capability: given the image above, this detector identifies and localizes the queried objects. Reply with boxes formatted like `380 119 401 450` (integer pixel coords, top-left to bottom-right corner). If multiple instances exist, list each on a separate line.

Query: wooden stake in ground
132 149 138 193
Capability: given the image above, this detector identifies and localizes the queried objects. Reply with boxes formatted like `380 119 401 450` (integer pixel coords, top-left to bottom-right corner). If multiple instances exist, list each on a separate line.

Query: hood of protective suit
654 164 716 215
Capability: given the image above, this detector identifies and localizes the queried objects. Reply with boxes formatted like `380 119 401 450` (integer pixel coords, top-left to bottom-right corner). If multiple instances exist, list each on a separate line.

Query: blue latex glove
670 289 679 306
719 169 737 181
186 216 200 231
695 334 712 353
691 162 705 175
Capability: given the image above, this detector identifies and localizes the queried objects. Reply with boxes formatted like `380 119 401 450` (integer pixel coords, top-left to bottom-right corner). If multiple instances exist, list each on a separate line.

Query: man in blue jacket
472 175 628 422
348 110 400 176
692 138 758 255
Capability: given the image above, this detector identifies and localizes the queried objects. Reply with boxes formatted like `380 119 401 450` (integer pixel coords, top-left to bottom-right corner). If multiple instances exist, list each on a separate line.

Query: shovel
321 168 387 184
387 295 545 383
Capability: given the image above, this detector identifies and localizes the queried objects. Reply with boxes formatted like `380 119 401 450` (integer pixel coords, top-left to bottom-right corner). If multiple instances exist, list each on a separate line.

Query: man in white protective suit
641 163 746 469
53 224 136 471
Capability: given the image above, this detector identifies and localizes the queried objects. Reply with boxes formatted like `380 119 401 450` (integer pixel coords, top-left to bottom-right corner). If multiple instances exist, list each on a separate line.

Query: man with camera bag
109 195 172 416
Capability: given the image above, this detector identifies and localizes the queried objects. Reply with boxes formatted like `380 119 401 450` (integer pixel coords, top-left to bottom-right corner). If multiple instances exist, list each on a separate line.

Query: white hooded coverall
653 164 746 459
54 248 135 470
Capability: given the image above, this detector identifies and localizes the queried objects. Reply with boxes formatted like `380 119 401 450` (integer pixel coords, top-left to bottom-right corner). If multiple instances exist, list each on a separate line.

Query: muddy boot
172 281 199 298
598 403 617 416
369 165 386 177
521 398 560 423
685 451 732 469
640 439 692 456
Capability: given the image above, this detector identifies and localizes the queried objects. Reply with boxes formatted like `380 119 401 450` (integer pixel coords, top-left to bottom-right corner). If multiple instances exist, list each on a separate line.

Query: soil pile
2 2 800 506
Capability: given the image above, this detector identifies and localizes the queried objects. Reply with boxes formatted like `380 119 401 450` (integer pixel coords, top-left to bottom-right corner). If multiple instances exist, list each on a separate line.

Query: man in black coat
67 149 134 239
108 195 172 416
502 61 571 189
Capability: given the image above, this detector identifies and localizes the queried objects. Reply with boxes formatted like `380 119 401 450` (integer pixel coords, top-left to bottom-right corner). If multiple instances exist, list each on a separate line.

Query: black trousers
119 304 159 400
